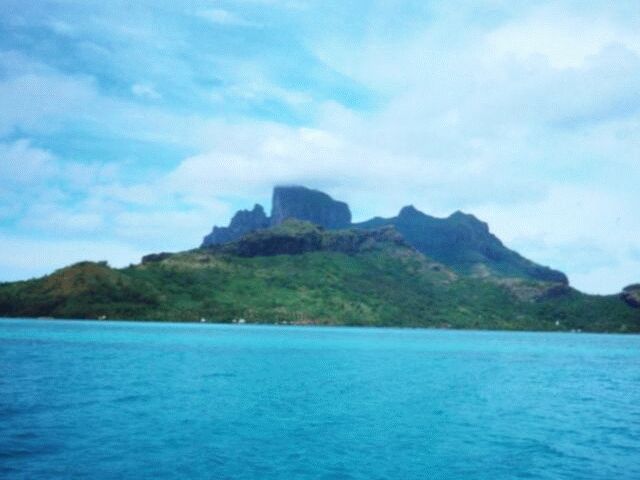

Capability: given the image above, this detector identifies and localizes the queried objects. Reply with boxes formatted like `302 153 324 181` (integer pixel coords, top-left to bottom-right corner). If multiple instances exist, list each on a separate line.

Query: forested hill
1 220 638 332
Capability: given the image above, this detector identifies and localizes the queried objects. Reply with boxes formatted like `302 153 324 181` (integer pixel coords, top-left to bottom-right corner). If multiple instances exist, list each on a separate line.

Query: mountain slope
356 206 568 284
1 222 637 332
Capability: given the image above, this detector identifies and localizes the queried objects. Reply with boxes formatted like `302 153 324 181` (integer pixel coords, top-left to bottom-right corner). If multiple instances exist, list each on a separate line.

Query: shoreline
0 315 634 336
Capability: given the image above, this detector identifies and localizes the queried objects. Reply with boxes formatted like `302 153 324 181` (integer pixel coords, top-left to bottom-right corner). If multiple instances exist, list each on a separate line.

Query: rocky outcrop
621 284 640 308
142 252 174 264
493 278 571 302
270 186 351 229
355 205 568 284
217 220 407 258
202 204 270 247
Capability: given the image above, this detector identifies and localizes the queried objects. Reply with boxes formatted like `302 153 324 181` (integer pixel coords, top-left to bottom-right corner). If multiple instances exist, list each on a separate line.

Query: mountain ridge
355 204 568 284
203 186 567 285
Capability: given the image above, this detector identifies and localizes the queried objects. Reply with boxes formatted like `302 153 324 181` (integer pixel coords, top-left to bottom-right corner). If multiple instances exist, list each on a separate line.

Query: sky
0 0 639 294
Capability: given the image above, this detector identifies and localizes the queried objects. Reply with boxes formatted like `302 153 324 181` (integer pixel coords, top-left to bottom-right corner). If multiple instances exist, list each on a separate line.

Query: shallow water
1 318 639 479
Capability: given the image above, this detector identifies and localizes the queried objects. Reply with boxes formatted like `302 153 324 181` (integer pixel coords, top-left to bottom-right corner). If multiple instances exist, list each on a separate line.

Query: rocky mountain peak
270 185 351 229
202 203 269 247
398 205 422 218
230 204 267 227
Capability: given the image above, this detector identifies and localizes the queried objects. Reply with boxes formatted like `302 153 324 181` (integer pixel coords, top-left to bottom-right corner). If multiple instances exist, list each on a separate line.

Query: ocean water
1 319 639 479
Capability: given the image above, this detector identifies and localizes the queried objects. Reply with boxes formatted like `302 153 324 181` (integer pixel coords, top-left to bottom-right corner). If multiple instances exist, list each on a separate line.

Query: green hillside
1 221 638 332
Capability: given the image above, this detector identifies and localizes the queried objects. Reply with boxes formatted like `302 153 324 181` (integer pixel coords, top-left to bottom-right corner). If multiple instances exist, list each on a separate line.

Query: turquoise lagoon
1 319 639 479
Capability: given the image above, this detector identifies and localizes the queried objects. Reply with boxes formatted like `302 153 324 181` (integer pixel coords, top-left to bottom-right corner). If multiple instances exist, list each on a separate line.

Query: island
1 186 638 332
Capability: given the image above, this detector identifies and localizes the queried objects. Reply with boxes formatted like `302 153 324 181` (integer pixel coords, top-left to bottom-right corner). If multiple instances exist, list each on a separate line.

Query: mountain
201 186 350 247
355 206 568 284
202 204 269 247
205 186 566 284
1 221 638 332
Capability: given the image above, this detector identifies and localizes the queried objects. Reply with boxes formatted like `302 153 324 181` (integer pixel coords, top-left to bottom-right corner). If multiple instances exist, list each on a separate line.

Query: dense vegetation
1 221 638 332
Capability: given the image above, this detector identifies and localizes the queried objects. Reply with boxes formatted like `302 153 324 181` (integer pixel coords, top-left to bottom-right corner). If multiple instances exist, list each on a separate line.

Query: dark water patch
202 372 237 378
0 441 61 458
113 393 152 404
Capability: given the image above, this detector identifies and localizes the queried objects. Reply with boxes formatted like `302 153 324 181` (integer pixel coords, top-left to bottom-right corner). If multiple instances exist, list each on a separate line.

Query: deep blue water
1 319 639 479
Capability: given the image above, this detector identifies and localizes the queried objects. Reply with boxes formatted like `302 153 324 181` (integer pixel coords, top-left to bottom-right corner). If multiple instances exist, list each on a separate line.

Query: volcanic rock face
217 219 408 258
202 204 270 247
270 186 351 229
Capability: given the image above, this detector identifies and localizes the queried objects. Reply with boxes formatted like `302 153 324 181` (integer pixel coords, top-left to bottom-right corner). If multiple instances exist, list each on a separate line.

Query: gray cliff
270 186 351 229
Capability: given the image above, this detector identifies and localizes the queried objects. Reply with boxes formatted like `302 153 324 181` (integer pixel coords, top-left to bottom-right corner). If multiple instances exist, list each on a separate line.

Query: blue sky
0 0 639 293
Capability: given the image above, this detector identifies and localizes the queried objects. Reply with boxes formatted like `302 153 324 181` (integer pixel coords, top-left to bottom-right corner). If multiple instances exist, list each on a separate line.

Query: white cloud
197 8 256 27
486 8 640 69
217 81 312 107
572 262 640 294
20 207 104 233
473 185 640 293
0 72 96 135
0 139 123 194
131 83 161 100
0 139 57 184
47 20 76 37
113 210 224 242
